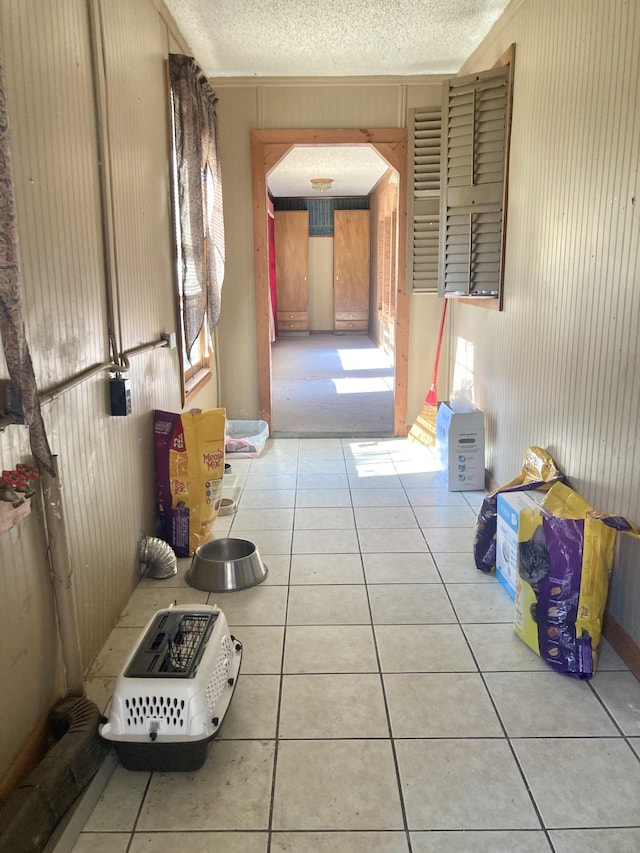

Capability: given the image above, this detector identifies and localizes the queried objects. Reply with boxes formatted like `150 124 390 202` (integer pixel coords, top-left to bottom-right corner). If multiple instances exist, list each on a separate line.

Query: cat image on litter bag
518 523 550 622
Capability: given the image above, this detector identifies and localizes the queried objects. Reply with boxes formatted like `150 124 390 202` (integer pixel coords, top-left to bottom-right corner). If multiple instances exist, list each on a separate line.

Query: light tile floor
67 438 640 853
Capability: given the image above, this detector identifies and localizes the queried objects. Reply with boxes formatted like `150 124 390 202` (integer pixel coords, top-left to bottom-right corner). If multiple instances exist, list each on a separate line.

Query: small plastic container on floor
225 419 269 458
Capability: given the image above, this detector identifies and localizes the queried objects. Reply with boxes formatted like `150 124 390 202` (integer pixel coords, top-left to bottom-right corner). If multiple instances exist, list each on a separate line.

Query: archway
251 128 408 435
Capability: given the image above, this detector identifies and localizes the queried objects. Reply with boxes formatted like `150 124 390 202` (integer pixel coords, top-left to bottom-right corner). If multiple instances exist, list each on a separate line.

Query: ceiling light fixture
310 177 333 193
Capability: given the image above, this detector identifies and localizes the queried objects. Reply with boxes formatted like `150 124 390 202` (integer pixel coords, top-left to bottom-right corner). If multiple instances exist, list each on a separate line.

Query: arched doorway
251 128 408 435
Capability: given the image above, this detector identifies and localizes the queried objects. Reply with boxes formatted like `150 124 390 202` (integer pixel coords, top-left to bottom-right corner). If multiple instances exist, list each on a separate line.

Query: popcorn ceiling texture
165 0 511 77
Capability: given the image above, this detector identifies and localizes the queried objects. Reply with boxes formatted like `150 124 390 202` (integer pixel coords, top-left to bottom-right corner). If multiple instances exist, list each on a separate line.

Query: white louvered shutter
407 106 441 292
438 64 511 298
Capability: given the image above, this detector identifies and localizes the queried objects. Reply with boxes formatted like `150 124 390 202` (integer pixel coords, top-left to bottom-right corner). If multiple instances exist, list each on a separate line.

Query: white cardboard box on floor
435 401 485 491
496 489 547 599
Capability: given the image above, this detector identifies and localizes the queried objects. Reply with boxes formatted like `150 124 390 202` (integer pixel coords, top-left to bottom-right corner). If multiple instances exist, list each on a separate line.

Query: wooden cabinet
274 210 309 332
333 209 370 332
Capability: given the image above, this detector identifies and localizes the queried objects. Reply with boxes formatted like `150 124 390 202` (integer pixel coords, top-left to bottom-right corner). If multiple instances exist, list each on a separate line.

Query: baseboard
603 613 640 680
0 710 50 806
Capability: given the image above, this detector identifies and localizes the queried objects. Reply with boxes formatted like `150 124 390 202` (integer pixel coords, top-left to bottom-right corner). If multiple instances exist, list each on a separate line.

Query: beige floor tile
413 504 479 527
631 737 640 759
548 828 640 853
348 472 402 490
217 674 279 739
207 584 287 626
384 673 503 737
272 740 404 830
294 506 355 529
398 472 443 488
462 622 550 671
87 627 147 677
84 676 116 714
297 458 347 474
287 584 371 625
290 553 364 584
433 552 495 583
590 670 640 735
259 553 290 585
512 737 640 828
597 637 631 670
270 831 409 852
129 832 268 853
485 671 619 737
243 473 298 490
358 528 428 553
354 506 418 528
116 587 208 628
292 528 360 554
234 625 283 673
411 830 551 852
362 552 440 584
238 488 296 508
421 526 475 552
395 738 540 830
375 624 478 672
405 488 467 506
137 741 274 830
368 584 457 624
231 507 294 530
294 488 352 508
283 625 378 673
227 528 293 554
297 473 349 490
84 764 150 832
71 834 130 853
350 489 410 507
279 673 388 738
446 582 515 623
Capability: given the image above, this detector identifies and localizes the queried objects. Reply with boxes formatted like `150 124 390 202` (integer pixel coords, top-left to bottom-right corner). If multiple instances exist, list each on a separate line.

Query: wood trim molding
603 613 640 681
251 128 408 434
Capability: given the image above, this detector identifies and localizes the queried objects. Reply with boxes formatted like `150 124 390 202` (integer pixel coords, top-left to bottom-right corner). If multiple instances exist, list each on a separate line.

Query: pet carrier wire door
99 603 242 771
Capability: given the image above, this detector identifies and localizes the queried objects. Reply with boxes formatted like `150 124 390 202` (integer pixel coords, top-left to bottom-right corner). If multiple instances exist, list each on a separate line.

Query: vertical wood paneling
454 0 640 641
0 0 183 782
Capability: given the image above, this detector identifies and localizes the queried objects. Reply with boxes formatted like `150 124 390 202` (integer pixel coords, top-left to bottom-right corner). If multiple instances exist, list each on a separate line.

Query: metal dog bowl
186 538 268 592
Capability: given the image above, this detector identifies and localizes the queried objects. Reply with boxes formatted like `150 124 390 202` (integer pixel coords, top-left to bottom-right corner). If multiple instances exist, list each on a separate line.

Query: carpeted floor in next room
270 333 394 435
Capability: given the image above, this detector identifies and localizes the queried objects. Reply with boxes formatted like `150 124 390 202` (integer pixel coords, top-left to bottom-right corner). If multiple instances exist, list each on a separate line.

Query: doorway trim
251 128 408 435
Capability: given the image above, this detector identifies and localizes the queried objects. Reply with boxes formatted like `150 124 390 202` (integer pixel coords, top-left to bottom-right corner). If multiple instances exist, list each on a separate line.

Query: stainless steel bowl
186 537 268 592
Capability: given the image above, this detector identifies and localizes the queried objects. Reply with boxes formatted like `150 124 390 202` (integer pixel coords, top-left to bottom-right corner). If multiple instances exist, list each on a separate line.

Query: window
438 45 514 308
167 54 225 401
407 105 441 293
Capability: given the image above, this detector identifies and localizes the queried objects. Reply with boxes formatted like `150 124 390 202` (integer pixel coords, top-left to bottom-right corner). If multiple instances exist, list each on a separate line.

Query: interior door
334 209 370 332
274 210 309 332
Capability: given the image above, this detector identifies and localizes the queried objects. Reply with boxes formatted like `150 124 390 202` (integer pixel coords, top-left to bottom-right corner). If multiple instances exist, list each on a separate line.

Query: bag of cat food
514 481 638 678
474 446 565 574
154 408 226 557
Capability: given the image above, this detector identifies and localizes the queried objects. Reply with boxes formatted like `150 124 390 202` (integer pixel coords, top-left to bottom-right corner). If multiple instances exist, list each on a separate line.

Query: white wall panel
453 0 640 640
0 0 183 783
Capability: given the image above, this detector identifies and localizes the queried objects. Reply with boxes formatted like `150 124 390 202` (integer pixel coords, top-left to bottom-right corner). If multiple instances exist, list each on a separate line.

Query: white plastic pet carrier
99 603 242 771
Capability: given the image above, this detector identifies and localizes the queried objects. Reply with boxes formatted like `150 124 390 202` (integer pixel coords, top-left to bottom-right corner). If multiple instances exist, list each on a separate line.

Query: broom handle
432 300 448 385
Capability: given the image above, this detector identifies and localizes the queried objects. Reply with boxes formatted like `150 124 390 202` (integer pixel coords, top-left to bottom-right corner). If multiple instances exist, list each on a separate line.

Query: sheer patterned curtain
168 54 225 361
0 60 53 474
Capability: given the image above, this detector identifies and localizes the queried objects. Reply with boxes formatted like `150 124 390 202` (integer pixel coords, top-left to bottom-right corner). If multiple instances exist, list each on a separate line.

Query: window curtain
0 60 54 475
168 54 225 359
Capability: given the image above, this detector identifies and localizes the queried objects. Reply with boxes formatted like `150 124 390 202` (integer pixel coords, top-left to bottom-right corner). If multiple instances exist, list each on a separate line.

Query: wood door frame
251 128 408 435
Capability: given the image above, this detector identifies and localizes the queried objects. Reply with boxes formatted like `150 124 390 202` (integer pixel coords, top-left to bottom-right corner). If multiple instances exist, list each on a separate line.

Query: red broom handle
432 299 448 384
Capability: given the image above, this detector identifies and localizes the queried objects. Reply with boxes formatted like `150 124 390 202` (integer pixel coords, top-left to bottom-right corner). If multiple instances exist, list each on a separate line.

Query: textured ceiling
268 146 390 198
164 0 511 78
164 0 511 196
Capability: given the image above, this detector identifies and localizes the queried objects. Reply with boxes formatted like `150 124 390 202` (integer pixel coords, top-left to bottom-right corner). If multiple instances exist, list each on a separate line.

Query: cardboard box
435 402 485 491
496 489 547 599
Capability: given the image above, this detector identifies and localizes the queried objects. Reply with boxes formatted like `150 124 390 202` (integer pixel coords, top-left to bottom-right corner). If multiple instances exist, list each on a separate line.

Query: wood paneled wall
0 0 208 785
454 0 640 646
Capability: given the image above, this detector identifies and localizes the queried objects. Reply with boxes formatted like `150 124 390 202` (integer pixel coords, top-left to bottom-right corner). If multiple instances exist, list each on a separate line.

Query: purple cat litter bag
473 446 564 574
513 482 639 679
